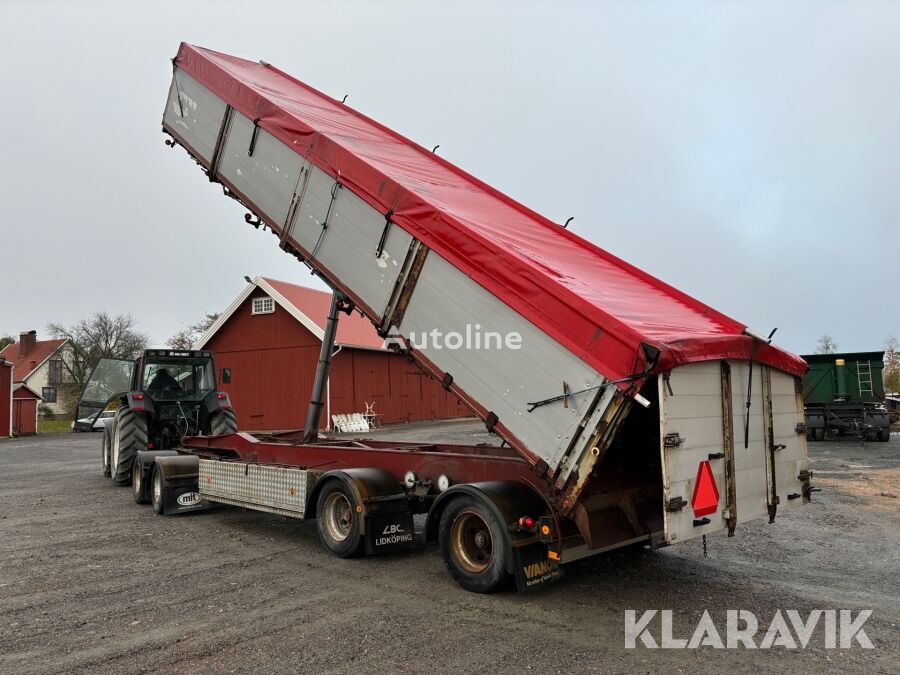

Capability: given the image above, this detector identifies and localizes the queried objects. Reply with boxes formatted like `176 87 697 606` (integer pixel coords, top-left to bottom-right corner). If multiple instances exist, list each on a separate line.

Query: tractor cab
76 349 236 468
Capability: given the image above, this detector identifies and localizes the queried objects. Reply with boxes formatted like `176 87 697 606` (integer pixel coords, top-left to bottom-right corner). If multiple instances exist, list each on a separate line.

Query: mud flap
162 482 209 515
513 543 563 592
157 455 209 515
364 509 415 554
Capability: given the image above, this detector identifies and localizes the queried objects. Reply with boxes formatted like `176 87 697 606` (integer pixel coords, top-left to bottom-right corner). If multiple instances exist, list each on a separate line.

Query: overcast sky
1 0 897 355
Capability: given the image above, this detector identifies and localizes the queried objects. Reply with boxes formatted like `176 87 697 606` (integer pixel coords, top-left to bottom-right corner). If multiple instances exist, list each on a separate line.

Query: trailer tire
813 428 825 442
439 495 511 594
110 407 148 486
210 409 238 436
101 426 112 478
315 480 364 558
877 428 891 442
132 457 150 504
150 464 165 515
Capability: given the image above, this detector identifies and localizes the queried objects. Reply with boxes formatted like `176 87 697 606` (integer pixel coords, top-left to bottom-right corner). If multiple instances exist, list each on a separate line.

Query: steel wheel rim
102 436 109 470
153 471 162 506
450 511 493 574
133 466 141 495
322 491 353 543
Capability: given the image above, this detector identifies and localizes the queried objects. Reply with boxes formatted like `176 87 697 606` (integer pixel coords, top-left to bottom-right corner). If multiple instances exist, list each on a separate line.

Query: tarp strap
171 60 185 118
376 210 394 258
248 118 261 157
311 180 342 257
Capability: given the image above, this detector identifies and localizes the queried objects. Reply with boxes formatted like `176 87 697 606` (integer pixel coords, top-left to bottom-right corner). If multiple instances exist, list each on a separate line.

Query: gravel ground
0 427 897 674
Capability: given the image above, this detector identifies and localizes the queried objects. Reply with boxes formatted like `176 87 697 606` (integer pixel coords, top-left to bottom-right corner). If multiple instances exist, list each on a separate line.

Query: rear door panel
660 360 808 544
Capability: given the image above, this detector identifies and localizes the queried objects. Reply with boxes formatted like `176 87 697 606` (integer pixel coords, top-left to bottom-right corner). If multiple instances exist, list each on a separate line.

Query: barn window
42 387 57 403
251 297 275 315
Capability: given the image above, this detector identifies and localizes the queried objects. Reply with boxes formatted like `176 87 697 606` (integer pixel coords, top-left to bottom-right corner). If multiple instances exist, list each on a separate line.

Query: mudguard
425 481 561 590
306 468 413 555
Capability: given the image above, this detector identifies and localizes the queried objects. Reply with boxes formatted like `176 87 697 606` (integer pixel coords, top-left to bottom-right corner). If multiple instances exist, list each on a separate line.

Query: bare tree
47 313 149 408
0 335 14 351
885 335 900 393
815 334 838 354
167 312 219 350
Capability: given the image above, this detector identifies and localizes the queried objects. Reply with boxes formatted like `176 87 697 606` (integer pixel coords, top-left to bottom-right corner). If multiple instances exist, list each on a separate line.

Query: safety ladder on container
857 361 874 398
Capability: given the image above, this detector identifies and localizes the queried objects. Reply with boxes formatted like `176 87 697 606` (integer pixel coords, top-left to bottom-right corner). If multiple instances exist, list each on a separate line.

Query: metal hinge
798 470 812 482
664 432 685 449
795 422 807 434
666 496 686 512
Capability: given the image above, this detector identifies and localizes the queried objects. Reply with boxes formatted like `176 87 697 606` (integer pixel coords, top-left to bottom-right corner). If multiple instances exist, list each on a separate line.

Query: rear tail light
133 393 144 401
216 392 227 400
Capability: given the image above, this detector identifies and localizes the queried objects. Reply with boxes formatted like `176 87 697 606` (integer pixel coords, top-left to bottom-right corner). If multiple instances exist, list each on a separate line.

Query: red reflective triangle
691 460 720 517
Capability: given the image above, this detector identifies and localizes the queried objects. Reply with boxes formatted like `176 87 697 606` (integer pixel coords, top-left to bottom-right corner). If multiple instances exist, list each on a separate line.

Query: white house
0 331 73 417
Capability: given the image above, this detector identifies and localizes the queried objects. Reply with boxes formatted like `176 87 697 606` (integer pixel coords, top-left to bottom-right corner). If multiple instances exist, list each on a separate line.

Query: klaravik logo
624 610 874 649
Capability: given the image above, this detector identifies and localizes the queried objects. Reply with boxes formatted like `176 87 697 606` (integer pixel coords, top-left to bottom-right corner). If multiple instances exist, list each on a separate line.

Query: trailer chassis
142 430 604 592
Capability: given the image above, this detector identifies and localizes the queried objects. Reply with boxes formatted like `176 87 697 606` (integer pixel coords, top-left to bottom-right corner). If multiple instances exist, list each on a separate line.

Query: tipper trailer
84 43 813 593
801 351 891 442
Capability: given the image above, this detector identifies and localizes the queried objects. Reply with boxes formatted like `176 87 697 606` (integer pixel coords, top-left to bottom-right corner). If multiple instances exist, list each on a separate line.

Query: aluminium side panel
398 252 613 474
168 70 613 476
162 71 228 165
216 112 306 229
283 164 413 318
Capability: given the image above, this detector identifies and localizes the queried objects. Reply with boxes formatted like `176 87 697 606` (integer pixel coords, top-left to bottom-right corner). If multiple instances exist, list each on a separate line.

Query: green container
801 351 885 404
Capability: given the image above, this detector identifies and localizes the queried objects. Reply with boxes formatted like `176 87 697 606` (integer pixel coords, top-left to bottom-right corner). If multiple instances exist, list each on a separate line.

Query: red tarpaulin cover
172 43 807 381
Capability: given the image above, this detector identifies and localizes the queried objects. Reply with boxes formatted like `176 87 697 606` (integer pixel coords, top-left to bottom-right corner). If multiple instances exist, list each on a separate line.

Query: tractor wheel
110 406 148 486
210 409 238 436
315 480 364 558
101 426 112 478
439 495 512 593
877 428 891 442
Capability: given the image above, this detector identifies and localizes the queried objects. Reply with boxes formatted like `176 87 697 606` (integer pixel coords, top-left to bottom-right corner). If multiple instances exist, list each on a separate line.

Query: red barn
196 277 471 431
0 358 11 437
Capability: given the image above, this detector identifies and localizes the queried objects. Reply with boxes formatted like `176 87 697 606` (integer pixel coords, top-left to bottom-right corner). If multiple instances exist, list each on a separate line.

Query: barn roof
12 383 43 400
195 277 387 351
0 338 67 383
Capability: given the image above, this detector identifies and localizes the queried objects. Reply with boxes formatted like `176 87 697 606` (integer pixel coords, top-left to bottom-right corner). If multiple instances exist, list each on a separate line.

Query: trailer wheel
110 407 148 486
439 496 511 593
101 426 112 478
210 409 238 436
150 464 165 515
813 428 825 442
877 428 891 442
132 457 150 504
315 480 364 558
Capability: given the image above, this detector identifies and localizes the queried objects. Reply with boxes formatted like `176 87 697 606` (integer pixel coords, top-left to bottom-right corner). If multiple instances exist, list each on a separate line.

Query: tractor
75 349 237 485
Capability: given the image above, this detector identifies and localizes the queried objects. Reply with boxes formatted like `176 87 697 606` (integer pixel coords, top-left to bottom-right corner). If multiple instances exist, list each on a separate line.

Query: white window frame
251 297 275 315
